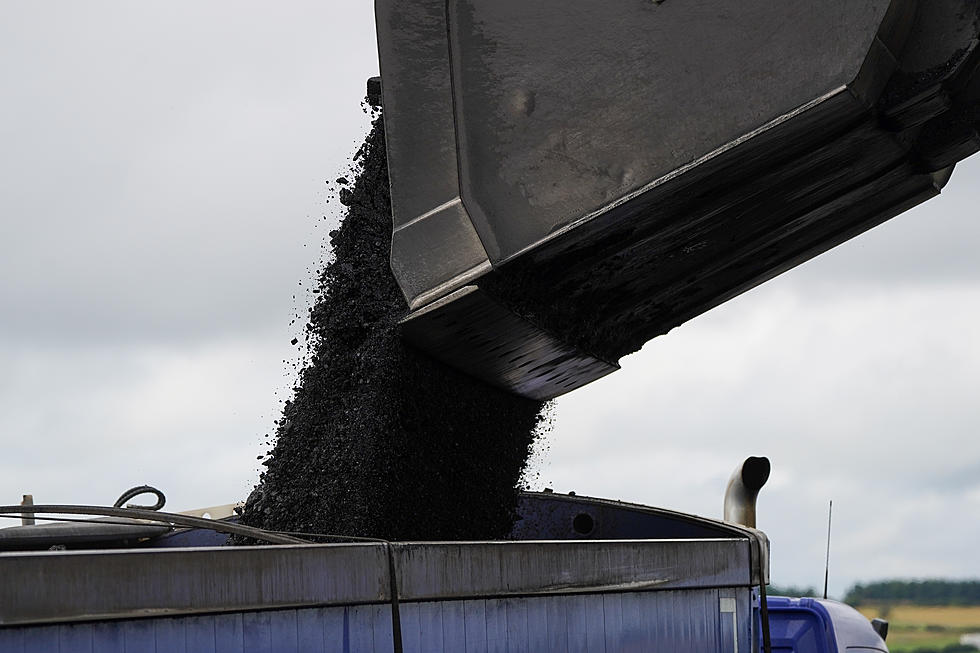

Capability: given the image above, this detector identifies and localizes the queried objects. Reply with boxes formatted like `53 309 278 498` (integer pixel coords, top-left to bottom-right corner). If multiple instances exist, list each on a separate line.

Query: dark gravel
237 112 547 542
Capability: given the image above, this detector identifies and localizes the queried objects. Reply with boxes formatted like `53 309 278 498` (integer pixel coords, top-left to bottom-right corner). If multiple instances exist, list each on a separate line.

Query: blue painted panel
483 599 506 653
23 625 59 653
184 615 217 653
690 590 713 644
121 619 156 652
268 609 297 653
463 600 488 653
655 592 674 645
371 606 393 653
583 594 605 652
296 608 327 653
525 595 550 651
243 611 273 653
58 624 93 653
5 587 761 653
413 600 445 653
348 605 379 652
563 595 590 653
324 605 350 653
502 597 528 653
213 612 245 653
545 595 569 652
619 591 651 650
396 602 421 653
717 595 738 653
440 600 465 652
739 591 755 652
690 590 723 651
0 626 26 653
602 592 624 651
154 618 186 653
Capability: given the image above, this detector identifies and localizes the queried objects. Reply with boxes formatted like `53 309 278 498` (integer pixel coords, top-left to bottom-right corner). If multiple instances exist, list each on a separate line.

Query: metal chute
376 0 980 399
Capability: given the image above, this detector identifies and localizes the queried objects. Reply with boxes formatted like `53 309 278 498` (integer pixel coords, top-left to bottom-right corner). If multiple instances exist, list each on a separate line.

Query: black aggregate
236 112 547 542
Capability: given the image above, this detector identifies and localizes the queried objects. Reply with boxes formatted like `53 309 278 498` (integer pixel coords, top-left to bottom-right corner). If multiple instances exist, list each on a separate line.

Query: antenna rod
823 499 833 600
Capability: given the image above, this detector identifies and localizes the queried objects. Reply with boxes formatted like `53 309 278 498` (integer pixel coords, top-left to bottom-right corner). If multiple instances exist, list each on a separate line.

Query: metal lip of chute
398 285 619 401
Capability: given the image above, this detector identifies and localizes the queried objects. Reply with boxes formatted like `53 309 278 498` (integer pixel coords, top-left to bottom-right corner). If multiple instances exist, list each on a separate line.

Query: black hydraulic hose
0 513 174 529
113 485 166 510
385 543 405 653
271 530 403 653
759 566 772 653
0 505 307 545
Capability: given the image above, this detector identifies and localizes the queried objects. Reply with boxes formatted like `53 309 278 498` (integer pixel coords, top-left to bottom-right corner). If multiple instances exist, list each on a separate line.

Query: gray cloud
0 1 377 344
0 336 289 510
1 1 978 599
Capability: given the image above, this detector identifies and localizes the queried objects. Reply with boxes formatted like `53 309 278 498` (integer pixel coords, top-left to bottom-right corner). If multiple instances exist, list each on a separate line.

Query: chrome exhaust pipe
724 456 771 528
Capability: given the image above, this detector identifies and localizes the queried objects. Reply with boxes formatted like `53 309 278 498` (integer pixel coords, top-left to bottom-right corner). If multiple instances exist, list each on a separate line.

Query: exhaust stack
724 456 771 529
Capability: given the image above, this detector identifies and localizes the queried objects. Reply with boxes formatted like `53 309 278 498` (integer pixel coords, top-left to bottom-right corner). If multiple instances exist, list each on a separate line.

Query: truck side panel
0 589 753 653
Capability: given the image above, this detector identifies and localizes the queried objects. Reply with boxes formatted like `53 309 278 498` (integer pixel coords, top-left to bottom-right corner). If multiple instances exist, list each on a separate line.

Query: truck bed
0 493 767 653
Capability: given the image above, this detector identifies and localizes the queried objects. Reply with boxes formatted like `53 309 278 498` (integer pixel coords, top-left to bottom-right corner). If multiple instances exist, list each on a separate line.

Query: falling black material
237 113 545 541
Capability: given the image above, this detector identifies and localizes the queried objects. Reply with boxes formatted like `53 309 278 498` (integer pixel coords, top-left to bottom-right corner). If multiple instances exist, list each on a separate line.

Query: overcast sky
1 2 977 597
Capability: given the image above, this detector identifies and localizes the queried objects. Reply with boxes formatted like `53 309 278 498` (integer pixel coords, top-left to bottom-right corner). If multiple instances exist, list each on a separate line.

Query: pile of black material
237 112 546 541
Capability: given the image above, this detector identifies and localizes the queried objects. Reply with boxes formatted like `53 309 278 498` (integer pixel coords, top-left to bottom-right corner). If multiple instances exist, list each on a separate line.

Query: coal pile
237 112 547 541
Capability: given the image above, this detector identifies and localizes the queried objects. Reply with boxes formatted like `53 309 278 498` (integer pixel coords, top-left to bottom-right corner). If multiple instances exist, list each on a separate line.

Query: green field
856 604 980 652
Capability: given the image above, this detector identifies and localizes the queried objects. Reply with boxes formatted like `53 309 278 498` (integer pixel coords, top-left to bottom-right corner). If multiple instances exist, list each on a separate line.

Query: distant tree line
844 580 980 606
767 584 819 598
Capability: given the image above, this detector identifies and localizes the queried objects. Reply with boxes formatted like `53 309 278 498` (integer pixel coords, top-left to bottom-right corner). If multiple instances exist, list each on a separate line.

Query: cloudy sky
1 2 977 597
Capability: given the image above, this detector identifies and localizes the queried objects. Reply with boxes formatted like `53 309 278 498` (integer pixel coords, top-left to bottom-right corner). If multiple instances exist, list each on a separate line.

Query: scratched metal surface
400 285 618 400
377 0 905 283
393 539 754 601
445 0 899 260
0 544 391 627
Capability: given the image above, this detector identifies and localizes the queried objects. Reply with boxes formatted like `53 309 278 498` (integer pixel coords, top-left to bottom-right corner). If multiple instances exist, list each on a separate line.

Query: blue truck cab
767 596 888 653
